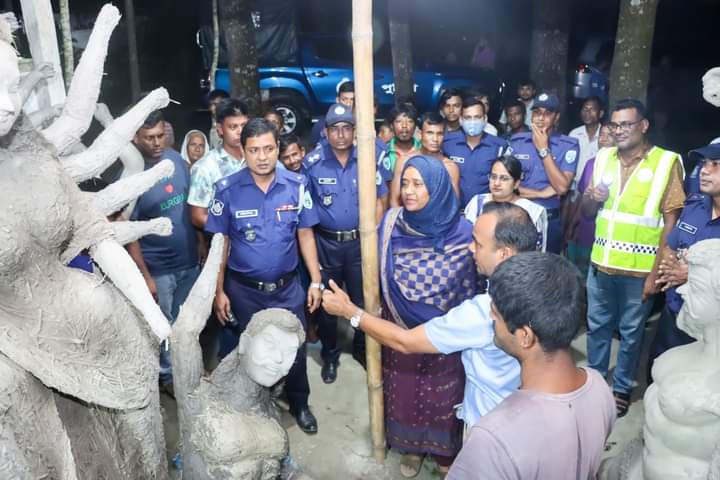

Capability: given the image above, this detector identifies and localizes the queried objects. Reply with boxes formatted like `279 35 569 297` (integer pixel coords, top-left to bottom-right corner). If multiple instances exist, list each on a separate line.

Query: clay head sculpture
676 238 720 341
239 311 305 387
702 67 720 108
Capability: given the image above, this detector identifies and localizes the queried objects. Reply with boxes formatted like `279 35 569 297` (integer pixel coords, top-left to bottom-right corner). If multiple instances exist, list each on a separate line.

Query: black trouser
647 304 696 383
220 272 310 410
315 233 366 364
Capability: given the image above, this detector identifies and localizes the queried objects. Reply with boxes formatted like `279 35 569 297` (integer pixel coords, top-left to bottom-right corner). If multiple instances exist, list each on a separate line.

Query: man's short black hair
208 89 230 101
612 98 646 118
461 96 486 114
338 80 355 94
241 118 278 147
141 110 164 129
216 98 249 124
489 252 585 353
482 202 538 252
439 88 463 107
279 133 302 154
582 96 604 111
518 79 536 89
388 103 418 124
420 111 445 128
504 99 526 115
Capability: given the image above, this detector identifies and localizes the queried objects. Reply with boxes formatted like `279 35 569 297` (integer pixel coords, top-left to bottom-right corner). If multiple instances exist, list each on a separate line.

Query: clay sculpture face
702 67 720 108
239 323 302 387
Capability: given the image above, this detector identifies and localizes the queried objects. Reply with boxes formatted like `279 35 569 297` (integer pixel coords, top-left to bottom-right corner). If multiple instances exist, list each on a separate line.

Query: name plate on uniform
450 156 465 164
235 209 259 218
318 177 337 185
515 154 530 160
678 222 698 235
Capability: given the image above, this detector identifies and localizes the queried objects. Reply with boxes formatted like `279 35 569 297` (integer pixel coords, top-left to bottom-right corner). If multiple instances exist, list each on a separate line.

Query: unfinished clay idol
0 4 182 478
601 239 720 480
171 235 305 479
702 67 720 108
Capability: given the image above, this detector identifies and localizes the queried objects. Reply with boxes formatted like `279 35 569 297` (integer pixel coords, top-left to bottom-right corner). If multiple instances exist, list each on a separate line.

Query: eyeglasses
488 173 513 183
606 119 643 132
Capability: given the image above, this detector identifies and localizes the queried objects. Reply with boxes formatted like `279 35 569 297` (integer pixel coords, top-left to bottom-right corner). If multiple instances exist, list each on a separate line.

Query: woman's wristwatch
309 282 325 290
350 308 365 328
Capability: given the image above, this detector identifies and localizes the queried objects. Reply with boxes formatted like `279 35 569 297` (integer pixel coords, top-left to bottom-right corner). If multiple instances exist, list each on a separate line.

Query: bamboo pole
209 0 219 90
124 0 141 103
352 0 386 464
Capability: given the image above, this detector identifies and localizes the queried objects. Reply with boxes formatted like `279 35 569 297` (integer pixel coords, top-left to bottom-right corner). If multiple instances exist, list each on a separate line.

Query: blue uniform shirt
205 167 319 281
666 193 720 313
442 130 507 207
303 143 388 231
506 132 580 209
131 149 198 276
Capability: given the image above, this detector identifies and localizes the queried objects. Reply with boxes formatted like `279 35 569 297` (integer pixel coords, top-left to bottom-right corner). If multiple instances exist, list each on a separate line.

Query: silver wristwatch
309 282 325 291
350 308 364 328
538 147 550 158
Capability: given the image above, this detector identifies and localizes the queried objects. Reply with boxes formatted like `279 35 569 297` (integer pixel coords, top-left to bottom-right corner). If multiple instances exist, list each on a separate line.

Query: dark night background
5 0 720 157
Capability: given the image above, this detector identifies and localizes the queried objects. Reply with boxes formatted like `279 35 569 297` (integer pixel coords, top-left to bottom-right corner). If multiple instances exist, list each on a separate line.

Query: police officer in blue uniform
304 103 389 383
506 92 580 253
648 141 720 379
206 118 323 434
441 96 507 208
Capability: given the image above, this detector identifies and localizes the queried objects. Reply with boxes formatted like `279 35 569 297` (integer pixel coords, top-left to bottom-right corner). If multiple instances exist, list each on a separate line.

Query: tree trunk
209 0 220 90
388 0 414 105
58 0 73 87
124 0 141 103
219 0 260 114
608 0 660 107
352 0 386 464
529 0 570 116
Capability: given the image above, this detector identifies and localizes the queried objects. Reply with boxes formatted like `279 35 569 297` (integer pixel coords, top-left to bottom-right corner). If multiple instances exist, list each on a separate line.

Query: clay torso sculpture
171 236 305 479
0 4 190 478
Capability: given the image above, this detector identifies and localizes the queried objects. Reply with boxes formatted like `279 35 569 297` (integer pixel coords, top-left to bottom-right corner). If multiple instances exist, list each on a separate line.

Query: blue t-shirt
506 132 580 209
666 193 720 313
442 130 507 208
205 167 319 281
131 149 198 275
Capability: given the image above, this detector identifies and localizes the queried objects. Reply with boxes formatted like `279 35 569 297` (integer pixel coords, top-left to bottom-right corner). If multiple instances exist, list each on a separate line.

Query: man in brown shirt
581 99 684 418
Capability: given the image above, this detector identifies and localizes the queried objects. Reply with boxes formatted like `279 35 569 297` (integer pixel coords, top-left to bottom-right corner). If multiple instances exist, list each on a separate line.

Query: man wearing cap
506 91 580 253
206 118 323 434
647 141 720 378
442 96 507 208
581 99 685 418
303 103 389 382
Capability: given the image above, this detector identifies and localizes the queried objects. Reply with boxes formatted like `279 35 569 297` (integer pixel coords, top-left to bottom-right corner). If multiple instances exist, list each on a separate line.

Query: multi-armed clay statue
601 238 720 480
171 235 307 479
0 4 182 478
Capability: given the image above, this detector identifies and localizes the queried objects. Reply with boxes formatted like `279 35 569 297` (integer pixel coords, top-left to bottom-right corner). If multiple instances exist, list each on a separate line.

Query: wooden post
388 0 414 105
352 0 386 464
209 0 220 90
19 0 66 110
124 0 141 103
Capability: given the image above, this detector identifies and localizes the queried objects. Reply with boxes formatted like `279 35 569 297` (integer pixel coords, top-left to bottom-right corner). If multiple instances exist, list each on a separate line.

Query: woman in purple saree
379 155 477 477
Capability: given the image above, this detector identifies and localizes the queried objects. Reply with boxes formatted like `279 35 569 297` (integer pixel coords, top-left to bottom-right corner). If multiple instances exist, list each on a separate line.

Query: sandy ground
161 316 657 479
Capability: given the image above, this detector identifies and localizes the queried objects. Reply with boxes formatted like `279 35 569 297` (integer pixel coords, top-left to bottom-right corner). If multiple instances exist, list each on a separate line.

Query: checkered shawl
392 244 476 312
380 208 475 328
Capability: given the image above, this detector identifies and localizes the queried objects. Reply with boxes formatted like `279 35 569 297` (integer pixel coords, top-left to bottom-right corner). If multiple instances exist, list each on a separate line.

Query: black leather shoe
321 360 338 384
292 406 318 434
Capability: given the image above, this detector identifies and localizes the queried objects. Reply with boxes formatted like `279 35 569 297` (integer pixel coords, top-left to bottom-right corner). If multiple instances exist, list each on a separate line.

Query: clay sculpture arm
19 62 55 107
94 103 145 219
171 235 225 397
41 5 120 154
90 239 171 340
59 88 170 182
90 159 174 216
110 218 172 245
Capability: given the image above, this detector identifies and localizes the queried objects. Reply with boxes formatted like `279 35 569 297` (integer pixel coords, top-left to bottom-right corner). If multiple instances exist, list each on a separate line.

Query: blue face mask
461 118 486 137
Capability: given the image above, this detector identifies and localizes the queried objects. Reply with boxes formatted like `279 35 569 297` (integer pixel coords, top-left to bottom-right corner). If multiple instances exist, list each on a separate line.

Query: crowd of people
118 77 720 478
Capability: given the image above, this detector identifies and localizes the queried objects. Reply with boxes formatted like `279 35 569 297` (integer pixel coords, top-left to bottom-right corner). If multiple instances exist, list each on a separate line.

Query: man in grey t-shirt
448 253 616 480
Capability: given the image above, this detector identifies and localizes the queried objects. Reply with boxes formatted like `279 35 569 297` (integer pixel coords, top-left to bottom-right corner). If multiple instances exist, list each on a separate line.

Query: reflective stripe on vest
591 146 677 272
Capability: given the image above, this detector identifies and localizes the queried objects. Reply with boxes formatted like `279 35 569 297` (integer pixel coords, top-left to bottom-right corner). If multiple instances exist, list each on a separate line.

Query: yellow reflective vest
590 146 680 273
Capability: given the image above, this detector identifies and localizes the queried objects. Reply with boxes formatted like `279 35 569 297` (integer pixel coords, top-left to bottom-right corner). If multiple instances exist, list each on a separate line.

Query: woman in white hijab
180 129 208 165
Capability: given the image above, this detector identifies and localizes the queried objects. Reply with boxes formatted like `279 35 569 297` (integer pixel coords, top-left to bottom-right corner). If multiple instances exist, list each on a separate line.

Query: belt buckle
264 282 278 293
